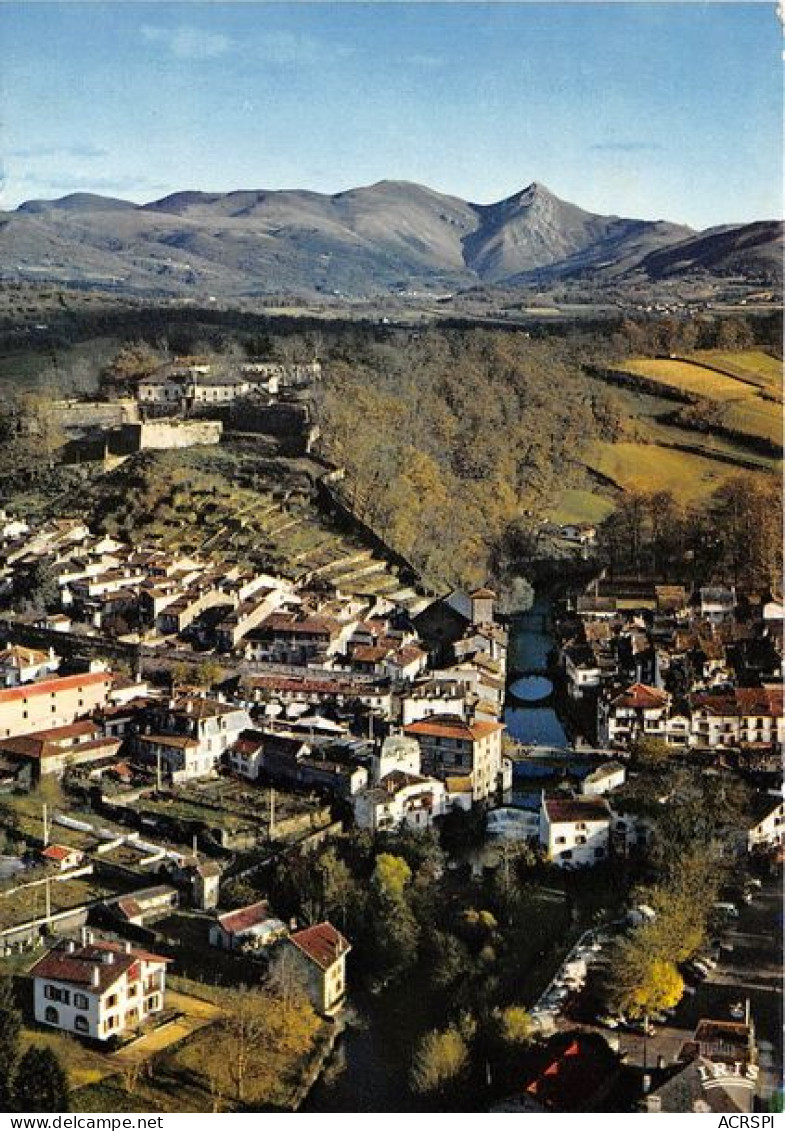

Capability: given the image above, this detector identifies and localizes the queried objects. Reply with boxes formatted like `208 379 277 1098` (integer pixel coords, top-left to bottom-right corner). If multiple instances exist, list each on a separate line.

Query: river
504 596 568 750
303 593 574 1111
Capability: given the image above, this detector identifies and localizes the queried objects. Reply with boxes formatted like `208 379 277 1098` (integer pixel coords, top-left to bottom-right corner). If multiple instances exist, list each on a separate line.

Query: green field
723 398 783 448
584 440 772 503
685 349 783 396
620 357 752 401
616 354 782 451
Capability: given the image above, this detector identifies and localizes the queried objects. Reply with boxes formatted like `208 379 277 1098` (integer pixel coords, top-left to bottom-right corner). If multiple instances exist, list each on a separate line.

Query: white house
599 683 671 747
747 796 784 854
0 644 60 687
354 770 447 832
136 697 251 781
539 794 612 867
580 761 626 797
29 936 169 1041
273 921 350 1016
563 644 603 699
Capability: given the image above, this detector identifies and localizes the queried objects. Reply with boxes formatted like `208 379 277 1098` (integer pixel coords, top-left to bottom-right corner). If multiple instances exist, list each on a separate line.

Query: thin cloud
590 141 663 153
13 171 166 196
141 24 233 61
9 144 109 160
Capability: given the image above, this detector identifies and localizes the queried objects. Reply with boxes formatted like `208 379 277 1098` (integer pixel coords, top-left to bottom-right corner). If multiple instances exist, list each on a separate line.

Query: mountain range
0 180 781 297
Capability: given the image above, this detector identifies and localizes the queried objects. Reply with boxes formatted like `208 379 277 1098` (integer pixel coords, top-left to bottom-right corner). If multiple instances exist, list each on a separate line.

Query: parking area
534 878 782 1101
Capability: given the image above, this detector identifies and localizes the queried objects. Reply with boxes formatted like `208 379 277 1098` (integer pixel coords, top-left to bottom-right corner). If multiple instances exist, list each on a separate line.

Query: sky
0 1 782 228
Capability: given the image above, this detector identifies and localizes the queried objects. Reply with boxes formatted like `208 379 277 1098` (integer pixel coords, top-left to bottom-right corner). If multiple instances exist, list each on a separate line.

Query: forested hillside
315 330 602 587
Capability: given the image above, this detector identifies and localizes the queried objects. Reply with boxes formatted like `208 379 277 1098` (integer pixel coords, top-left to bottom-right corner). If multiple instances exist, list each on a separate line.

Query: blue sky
1 2 781 228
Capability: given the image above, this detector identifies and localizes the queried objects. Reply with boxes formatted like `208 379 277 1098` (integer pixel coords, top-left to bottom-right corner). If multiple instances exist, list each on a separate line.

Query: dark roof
29 939 167 992
544 795 611 824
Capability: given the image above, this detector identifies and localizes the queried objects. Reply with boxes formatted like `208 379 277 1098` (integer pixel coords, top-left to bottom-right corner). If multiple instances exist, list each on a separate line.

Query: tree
0 976 21 1110
198 985 319 1107
493 1005 533 1047
13 1046 70 1112
410 1026 469 1095
16 558 61 614
631 736 673 767
605 937 684 1020
372 854 412 901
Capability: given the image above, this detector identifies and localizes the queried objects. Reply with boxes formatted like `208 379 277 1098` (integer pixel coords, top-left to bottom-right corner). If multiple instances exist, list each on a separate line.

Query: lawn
584 441 770 503
550 487 616 525
21 1026 115 1089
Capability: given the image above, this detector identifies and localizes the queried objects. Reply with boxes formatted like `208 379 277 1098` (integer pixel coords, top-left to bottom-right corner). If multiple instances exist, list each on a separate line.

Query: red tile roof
217 900 275 935
611 682 669 710
29 940 167 992
41 844 80 862
0 671 111 705
404 714 504 741
289 921 350 970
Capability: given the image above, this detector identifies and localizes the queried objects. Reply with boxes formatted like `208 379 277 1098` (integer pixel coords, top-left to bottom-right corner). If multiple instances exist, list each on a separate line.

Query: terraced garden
77 444 435 616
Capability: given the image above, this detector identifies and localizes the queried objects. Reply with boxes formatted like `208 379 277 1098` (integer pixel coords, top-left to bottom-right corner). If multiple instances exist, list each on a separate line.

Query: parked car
596 1014 620 1029
713 901 740 919
729 1002 745 1021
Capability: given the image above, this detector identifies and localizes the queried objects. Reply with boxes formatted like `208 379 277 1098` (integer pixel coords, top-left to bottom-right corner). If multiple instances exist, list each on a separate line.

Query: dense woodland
315 329 608 588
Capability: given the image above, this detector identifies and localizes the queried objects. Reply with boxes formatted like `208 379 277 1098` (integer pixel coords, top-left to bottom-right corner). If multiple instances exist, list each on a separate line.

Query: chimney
645 1096 662 1113
80 926 92 945
66 939 76 953
657 1055 666 1070
124 940 132 954
642 1074 651 1095
91 965 100 988
103 950 115 965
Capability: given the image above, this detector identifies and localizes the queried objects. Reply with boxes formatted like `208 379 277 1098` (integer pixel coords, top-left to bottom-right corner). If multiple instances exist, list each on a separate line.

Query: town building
403 713 507 804
539 794 612 867
274 921 350 1016
29 936 169 1041
0 672 113 740
0 644 60 687
209 900 288 951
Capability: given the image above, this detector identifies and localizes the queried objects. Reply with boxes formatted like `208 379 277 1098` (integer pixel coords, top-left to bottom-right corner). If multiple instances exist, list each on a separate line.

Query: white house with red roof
0 644 60 687
29 936 169 1041
0 671 113 741
274 921 351 1015
539 794 612 868
39 844 84 872
598 682 671 747
208 900 287 952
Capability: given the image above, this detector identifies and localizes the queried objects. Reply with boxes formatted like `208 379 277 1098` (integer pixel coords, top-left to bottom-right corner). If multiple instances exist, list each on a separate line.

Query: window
555 836 567 845
127 984 138 998
74 1015 89 1034
562 850 573 860
106 993 119 1008
45 985 70 1004
74 993 89 1010
105 1015 118 1031
44 1006 59 1025
576 836 587 845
